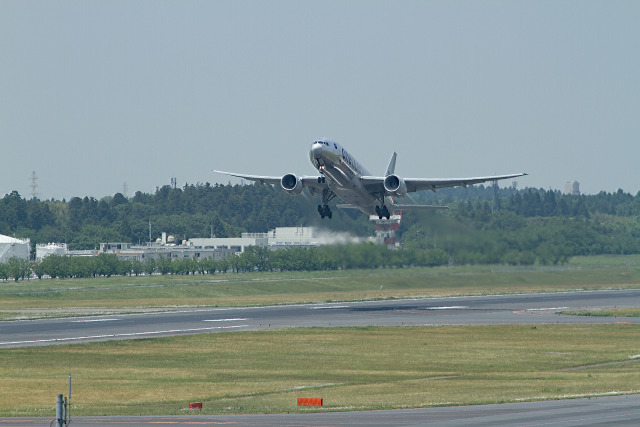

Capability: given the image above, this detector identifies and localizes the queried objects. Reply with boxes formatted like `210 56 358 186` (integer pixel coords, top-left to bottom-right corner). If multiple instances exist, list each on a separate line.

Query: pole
68 373 72 423
55 394 63 427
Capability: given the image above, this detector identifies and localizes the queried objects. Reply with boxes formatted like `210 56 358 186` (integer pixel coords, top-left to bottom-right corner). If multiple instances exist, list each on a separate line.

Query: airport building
0 234 31 263
99 242 235 262
35 243 69 261
31 227 360 263
188 227 328 252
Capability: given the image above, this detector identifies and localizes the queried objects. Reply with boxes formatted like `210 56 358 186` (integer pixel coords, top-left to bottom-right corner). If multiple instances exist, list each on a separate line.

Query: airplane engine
281 173 304 195
384 174 408 197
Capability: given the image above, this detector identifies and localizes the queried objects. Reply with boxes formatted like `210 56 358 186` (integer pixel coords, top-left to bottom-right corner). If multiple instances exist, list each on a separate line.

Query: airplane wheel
322 205 332 219
382 205 390 220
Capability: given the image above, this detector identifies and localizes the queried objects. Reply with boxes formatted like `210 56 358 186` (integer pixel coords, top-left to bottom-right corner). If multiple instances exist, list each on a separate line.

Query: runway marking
0 325 249 346
311 305 350 310
426 306 468 310
203 318 247 322
71 318 119 323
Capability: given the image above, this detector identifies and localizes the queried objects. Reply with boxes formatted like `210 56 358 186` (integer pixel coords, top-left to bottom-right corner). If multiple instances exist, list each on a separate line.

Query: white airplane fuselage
309 139 387 216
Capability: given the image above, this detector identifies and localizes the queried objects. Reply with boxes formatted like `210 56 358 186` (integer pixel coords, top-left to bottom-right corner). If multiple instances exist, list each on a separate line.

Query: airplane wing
390 203 448 210
361 172 527 194
212 170 328 191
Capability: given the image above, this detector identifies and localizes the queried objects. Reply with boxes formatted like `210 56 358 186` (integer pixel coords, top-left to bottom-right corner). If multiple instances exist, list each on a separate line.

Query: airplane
214 138 527 220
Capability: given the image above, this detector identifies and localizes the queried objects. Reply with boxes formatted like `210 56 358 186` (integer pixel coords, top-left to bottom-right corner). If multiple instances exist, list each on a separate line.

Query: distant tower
564 181 580 196
30 171 38 199
171 177 177 189
123 182 128 198
370 210 402 247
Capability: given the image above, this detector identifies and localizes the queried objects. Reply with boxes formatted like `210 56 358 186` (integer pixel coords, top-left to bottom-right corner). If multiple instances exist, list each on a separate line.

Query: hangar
0 233 30 263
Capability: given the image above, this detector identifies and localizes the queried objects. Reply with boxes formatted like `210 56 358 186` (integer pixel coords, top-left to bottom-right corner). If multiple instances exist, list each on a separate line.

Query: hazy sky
2 1 638 200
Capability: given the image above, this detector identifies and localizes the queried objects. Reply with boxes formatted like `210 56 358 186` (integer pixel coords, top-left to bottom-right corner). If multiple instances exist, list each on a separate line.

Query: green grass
1 325 639 416
1 255 639 320
1 255 639 416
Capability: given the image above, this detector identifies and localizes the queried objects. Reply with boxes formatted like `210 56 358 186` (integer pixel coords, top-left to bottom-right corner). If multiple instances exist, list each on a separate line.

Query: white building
35 242 69 261
0 234 31 263
188 235 268 253
99 242 234 261
188 227 360 252
564 181 580 196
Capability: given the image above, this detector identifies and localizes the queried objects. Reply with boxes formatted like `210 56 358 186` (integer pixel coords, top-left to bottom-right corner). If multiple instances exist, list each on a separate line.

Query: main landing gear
317 187 335 219
375 205 390 220
318 204 332 219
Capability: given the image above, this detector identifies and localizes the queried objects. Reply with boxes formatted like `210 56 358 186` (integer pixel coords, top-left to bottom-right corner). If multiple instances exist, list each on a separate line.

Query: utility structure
53 374 71 427
371 209 402 247
30 171 37 199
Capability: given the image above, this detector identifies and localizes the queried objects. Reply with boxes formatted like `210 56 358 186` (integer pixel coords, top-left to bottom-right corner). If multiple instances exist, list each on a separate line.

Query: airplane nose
311 143 323 158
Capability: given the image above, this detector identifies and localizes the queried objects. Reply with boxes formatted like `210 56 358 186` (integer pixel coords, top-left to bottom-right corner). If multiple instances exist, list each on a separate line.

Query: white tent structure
0 234 30 263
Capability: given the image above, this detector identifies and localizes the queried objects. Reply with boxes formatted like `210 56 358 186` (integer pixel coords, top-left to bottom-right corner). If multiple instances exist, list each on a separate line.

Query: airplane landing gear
318 204 332 219
375 205 390 220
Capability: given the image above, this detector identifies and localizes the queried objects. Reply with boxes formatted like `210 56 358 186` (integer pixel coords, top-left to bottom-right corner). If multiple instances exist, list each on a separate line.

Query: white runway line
0 325 249 346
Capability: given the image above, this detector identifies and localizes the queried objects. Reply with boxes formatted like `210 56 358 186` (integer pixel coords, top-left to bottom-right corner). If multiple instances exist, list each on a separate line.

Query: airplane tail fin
385 152 397 176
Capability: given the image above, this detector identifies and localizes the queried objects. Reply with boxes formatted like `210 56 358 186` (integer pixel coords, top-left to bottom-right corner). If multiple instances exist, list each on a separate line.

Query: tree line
1 183 640 272
0 244 449 282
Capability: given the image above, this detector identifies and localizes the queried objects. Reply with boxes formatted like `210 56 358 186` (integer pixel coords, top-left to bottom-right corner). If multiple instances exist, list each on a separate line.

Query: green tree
6 257 31 282
0 262 9 281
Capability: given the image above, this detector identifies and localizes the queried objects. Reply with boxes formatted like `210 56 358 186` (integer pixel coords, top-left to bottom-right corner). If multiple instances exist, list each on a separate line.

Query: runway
1 289 639 348
2 289 639 426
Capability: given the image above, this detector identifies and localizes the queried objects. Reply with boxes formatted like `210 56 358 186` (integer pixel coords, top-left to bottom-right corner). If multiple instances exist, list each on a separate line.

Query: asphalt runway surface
2 289 639 426
1 289 640 348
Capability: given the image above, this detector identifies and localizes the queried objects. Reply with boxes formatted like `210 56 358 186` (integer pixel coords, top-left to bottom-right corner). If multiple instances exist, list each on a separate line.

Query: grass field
1 255 639 417
0 325 638 416
1 254 639 320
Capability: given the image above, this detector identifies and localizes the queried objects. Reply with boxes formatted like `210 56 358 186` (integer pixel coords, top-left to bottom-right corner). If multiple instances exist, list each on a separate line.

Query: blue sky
2 1 638 200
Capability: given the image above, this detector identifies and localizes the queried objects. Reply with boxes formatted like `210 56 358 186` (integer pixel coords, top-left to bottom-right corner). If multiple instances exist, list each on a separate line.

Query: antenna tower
30 171 38 199
171 177 177 189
